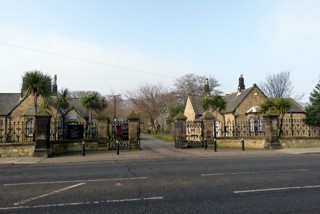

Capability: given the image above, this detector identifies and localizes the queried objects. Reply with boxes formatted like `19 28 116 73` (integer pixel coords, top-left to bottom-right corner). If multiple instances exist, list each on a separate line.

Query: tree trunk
33 95 38 142
279 114 284 137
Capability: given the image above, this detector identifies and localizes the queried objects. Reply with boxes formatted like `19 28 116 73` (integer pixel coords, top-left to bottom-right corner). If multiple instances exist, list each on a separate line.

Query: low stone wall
280 137 320 148
210 138 266 149
0 143 35 157
49 140 99 155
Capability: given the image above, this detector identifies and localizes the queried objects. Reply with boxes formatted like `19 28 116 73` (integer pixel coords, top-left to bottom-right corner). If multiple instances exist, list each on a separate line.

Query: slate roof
0 93 90 119
188 95 204 117
188 86 263 116
63 98 88 118
188 87 306 116
221 86 258 114
0 93 23 116
288 98 306 113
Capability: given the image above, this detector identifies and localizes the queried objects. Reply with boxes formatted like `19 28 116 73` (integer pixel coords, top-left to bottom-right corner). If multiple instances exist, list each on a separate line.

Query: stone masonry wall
0 143 35 157
184 97 196 121
49 141 98 155
214 138 266 149
236 87 266 119
280 138 320 148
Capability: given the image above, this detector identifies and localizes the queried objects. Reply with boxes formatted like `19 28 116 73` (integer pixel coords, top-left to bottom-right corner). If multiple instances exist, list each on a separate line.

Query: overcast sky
1 0 319 102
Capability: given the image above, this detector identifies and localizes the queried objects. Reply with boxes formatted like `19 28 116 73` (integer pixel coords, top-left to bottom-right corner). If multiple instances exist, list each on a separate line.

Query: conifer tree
305 79 320 126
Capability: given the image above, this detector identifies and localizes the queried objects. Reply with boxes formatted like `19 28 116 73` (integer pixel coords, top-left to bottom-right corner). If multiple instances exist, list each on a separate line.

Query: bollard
138 137 141 151
241 138 245 151
214 138 217 152
204 137 207 150
116 140 120 155
82 141 85 156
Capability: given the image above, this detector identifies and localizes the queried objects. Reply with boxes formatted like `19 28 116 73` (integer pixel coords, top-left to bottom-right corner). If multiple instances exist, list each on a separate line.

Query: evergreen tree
81 92 107 123
201 95 226 137
167 103 184 124
305 79 320 126
21 70 52 114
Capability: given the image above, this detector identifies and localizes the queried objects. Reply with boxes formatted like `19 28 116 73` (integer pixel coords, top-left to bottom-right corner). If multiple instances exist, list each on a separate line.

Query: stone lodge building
0 75 95 142
184 75 306 136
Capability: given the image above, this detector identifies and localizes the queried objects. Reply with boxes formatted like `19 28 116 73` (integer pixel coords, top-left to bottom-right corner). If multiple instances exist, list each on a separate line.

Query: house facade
0 75 92 143
184 75 306 136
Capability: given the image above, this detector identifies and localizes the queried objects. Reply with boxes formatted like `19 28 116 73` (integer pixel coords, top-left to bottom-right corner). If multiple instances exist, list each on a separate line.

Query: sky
0 0 319 102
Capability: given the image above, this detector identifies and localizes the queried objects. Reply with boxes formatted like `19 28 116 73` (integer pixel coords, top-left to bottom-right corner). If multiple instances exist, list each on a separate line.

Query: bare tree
174 73 221 103
259 71 294 98
126 83 175 133
106 94 132 120
69 91 95 98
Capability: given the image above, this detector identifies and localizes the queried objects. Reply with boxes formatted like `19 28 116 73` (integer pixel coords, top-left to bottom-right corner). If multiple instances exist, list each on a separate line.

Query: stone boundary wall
0 143 35 157
280 137 320 148
212 138 266 149
49 140 99 155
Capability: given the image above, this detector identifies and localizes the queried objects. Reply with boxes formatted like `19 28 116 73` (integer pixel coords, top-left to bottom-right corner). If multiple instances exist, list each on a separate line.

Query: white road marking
201 169 309 177
0 197 164 211
234 185 320 194
13 182 86 206
4 177 147 186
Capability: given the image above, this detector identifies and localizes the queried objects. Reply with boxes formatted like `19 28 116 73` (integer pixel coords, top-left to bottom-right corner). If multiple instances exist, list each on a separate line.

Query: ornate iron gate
186 121 204 148
108 120 129 150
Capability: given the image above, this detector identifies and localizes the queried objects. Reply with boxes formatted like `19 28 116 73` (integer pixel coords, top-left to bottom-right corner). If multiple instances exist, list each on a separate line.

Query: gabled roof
22 106 36 116
188 95 204 117
221 86 261 114
288 98 306 113
0 93 23 116
187 84 268 116
63 98 88 118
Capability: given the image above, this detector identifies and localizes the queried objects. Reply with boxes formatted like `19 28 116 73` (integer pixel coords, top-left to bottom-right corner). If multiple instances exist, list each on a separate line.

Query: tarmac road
0 133 320 165
1 153 320 213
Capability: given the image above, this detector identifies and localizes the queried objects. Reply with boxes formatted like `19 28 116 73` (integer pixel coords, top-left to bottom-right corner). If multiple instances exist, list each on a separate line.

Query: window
258 119 265 131
249 119 255 132
26 120 33 137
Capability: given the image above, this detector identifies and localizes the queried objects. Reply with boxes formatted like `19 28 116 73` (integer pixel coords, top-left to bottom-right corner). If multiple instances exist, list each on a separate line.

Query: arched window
258 118 265 131
215 121 221 137
26 119 33 137
249 119 255 132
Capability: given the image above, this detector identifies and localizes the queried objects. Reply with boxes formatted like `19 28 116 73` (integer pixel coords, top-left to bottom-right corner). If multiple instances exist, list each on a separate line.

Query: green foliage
56 88 71 110
152 131 175 142
305 80 320 126
81 92 107 113
21 70 52 114
260 99 275 113
260 98 291 115
22 70 52 98
167 103 184 124
260 98 292 136
201 95 226 112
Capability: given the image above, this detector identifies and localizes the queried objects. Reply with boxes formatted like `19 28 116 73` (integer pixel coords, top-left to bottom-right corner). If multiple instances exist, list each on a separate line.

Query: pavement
1 134 320 165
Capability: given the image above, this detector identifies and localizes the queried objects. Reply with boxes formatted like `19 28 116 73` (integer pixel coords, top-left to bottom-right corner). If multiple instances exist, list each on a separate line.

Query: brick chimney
238 74 245 92
52 74 58 96
204 78 210 96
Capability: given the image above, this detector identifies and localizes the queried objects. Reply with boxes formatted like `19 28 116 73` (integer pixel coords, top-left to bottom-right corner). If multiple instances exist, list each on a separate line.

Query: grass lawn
152 132 175 143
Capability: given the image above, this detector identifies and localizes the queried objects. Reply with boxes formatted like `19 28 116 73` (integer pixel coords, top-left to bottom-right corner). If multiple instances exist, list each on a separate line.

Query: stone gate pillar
174 112 187 149
202 112 214 148
97 115 109 143
128 111 140 150
263 114 282 150
33 108 51 158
